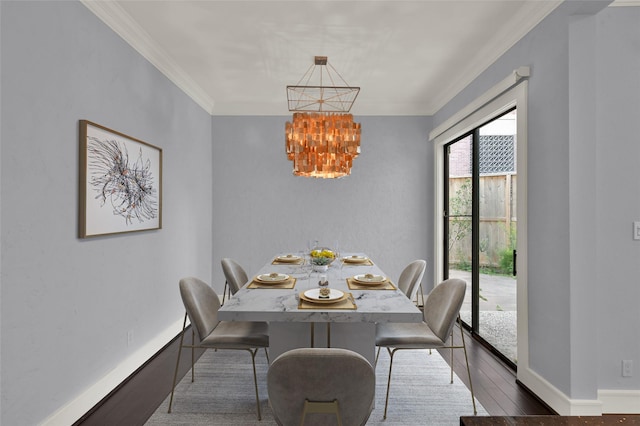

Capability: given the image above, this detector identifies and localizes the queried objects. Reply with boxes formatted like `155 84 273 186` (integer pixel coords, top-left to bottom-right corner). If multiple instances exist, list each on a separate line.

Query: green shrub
498 248 514 275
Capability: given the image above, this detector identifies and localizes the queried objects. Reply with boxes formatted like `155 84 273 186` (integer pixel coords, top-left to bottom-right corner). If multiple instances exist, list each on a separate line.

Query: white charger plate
302 288 345 303
275 254 302 263
353 274 386 284
255 273 290 284
343 255 369 264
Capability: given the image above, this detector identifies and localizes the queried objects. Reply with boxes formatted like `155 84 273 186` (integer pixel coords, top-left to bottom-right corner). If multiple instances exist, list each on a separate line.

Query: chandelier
285 56 361 178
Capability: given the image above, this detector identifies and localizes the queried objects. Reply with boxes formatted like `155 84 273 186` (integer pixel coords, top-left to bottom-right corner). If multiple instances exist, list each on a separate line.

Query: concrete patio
449 270 517 364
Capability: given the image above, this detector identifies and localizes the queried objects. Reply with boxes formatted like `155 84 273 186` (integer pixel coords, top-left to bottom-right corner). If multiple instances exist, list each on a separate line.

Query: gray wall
595 6 640 390
211 115 433 291
1 2 213 424
433 1 640 400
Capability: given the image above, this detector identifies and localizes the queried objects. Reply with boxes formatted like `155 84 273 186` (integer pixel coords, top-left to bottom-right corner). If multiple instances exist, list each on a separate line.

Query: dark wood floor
437 324 554 417
75 323 553 425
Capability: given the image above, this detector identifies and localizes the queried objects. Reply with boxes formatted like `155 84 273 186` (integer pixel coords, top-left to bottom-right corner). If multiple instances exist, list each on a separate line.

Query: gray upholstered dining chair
221 258 249 305
267 348 375 426
375 278 476 418
397 259 427 304
168 277 269 419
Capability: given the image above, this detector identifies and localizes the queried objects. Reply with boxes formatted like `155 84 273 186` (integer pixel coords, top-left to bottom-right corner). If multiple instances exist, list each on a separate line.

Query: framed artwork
79 120 162 238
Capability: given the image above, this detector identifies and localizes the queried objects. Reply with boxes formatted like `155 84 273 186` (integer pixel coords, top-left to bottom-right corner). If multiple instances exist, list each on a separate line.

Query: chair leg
375 346 381 366
450 330 455 383
417 283 425 307
246 348 262 420
264 347 270 364
191 327 195 382
458 318 477 415
418 288 434 365
168 312 188 413
222 280 229 305
383 348 397 419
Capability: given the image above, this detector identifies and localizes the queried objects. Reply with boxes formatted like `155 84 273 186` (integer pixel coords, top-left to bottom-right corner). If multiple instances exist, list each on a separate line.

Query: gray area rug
146 348 486 425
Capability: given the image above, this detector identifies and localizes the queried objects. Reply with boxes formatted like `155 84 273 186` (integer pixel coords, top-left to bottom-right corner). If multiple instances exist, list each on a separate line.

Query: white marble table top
218 253 423 324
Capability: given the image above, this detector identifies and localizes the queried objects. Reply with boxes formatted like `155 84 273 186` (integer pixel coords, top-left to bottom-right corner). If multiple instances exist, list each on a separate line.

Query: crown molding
428 1 561 113
80 1 564 117
80 1 215 114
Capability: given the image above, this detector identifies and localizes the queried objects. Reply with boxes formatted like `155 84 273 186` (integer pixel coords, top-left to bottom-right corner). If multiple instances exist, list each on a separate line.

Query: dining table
217 253 423 365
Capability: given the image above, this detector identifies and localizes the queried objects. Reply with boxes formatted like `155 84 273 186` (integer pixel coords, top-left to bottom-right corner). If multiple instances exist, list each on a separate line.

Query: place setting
271 253 304 265
247 272 297 289
347 273 397 290
298 282 357 310
341 255 374 266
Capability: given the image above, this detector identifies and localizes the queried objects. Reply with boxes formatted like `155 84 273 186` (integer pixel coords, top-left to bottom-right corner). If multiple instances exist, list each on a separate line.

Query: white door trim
431 79 529 380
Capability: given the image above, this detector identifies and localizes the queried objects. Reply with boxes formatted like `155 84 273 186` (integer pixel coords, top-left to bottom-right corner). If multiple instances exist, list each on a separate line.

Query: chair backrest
267 348 375 426
221 258 249 294
179 277 221 343
397 259 427 301
423 278 466 343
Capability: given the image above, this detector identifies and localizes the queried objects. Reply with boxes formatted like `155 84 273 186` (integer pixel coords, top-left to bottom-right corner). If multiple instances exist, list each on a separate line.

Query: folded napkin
247 277 297 289
298 292 357 310
346 277 397 290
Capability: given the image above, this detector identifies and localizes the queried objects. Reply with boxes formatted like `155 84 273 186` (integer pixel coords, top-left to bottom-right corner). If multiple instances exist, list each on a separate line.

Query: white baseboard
598 389 640 414
519 366 640 415
518 365 603 415
41 317 186 426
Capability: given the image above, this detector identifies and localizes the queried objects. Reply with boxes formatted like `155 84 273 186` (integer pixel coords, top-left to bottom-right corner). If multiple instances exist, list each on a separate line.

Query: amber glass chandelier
285 56 361 178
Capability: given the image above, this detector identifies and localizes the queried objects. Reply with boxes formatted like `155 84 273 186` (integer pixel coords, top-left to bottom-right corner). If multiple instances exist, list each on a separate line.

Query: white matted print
79 120 162 238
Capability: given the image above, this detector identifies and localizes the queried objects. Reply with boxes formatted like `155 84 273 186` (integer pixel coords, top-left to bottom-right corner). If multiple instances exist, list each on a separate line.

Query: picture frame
79 120 162 238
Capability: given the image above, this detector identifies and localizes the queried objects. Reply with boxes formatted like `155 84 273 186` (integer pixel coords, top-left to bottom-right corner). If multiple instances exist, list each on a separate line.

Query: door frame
432 81 529 376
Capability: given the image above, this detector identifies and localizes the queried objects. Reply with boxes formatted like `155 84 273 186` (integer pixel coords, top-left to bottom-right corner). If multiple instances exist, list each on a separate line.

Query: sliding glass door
444 108 518 366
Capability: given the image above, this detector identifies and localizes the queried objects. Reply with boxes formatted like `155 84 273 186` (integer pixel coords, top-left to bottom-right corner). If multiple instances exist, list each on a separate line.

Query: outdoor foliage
448 178 472 258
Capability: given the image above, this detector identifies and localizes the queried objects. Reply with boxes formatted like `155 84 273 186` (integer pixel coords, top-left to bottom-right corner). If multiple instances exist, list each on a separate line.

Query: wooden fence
448 174 517 271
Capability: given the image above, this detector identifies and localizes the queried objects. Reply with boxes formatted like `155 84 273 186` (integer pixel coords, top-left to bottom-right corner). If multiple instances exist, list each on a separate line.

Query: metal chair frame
300 399 342 426
167 312 267 420
221 279 231 305
376 316 477 419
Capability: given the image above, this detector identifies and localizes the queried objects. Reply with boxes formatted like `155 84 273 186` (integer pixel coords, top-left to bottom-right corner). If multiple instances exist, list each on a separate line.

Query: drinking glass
298 247 311 281
332 240 343 275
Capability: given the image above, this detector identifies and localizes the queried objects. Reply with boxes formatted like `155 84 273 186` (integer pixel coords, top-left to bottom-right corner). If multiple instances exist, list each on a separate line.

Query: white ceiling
83 1 564 116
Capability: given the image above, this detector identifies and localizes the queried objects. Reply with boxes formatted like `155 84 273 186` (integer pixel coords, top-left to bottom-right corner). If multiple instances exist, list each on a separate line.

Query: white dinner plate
255 273 290 284
353 274 386 284
302 288 345 303
343 255 369 264
275 254 302 263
